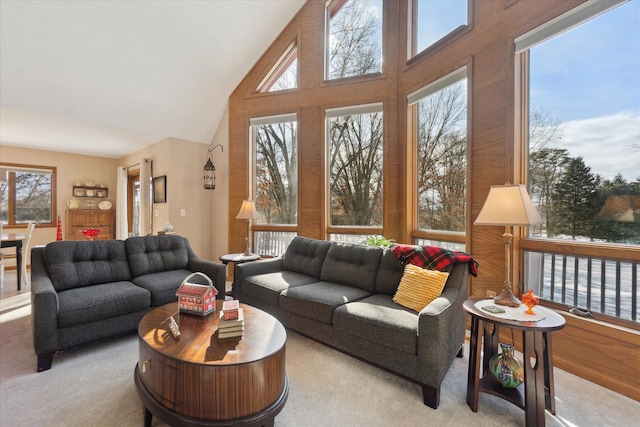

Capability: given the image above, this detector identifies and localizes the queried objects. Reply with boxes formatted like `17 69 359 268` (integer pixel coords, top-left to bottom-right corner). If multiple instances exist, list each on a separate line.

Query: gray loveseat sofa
30 234 226 372
235 236 473 409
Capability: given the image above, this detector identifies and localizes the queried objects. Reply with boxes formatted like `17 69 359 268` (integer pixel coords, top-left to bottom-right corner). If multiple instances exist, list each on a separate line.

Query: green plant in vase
360 235 396 248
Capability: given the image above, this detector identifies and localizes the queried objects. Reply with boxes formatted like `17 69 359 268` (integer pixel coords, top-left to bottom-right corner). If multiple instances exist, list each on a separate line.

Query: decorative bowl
85 189 96 197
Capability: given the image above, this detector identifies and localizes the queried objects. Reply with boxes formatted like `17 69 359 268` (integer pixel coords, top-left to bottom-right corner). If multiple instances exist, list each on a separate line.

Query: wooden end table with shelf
463 298 566 427
219 253 260 298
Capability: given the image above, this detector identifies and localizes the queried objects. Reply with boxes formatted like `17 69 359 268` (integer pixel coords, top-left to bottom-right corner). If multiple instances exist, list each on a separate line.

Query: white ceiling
0 0 305 158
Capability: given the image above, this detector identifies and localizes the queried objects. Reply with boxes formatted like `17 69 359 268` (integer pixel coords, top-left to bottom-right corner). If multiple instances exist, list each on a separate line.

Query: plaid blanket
391 244 479 277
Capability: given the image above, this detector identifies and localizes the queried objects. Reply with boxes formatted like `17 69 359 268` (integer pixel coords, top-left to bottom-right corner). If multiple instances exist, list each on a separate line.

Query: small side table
463 298 566 427
219 253 261 298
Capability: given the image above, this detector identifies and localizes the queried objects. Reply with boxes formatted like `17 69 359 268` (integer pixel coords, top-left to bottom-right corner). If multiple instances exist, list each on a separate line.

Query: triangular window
257 42 297 93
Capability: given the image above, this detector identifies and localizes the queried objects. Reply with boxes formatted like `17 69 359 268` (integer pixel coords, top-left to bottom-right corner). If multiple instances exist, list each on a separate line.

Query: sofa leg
37 353 53 372
456 346 464 358
422 384 440 409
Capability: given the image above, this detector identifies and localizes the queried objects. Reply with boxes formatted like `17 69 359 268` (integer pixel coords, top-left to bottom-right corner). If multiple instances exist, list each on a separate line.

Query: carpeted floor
1 291 638 427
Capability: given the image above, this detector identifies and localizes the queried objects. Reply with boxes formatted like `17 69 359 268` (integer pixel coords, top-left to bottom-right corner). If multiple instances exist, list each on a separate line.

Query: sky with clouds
416 1 639 182
529 1 640 182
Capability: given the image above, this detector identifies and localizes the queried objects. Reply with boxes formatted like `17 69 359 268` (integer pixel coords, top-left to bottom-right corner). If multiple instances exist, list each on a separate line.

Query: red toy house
176 272 217 316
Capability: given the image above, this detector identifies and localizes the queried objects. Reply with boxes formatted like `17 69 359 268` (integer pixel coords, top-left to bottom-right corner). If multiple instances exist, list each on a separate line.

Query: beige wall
0 144 119 266
118 131 229 260
2 124 232 267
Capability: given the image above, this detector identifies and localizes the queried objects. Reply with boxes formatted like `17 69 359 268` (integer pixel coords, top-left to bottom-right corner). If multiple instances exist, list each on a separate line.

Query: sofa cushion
279 281 371 324
242 271 318 307
57 281 150 328
282 236 332 279
132 269 200 306
393 264 449 312
43 240 131 291
320 242 382 292
374 248 405 295
333 294 418 354
126 235 189 278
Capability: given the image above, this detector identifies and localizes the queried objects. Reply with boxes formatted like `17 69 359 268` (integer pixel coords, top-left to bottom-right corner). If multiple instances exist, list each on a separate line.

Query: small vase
521 289 539 315
489 343 524 388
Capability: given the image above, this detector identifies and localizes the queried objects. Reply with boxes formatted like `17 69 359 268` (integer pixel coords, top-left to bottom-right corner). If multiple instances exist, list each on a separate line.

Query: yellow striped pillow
393 264 449 312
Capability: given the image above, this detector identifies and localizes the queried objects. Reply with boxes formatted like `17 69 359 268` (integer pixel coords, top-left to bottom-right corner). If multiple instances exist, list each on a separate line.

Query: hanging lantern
204 144 223 190
204 157 216 189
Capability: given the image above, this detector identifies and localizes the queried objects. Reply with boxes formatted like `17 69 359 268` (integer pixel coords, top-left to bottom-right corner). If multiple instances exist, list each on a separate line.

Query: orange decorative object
522 289 539 315
81 228 101 241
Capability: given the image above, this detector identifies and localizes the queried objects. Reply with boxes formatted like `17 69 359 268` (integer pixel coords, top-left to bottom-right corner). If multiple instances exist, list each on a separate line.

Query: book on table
218 308 244 328
218 328 244 339
218 324 243 338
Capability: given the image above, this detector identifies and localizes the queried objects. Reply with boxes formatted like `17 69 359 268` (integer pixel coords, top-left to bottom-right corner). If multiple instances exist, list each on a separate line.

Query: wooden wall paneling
297 106 324 239
227 0 639 402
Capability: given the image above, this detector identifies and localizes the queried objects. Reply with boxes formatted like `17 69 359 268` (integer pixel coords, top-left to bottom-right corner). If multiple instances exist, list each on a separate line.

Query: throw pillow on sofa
393 264 449 312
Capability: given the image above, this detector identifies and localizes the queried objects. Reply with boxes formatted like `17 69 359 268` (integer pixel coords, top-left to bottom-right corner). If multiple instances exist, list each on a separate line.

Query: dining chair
21 223 36 287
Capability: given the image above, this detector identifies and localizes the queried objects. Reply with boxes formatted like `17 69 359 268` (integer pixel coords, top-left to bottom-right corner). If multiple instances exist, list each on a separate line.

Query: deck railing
524 250 639 324
254 231 296 257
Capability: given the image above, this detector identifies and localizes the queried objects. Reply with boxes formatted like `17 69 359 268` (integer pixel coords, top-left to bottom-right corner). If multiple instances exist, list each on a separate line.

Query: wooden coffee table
134 301 288 427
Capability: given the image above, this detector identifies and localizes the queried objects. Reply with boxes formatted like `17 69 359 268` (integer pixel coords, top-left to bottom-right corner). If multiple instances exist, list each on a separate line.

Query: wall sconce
204 144 223 190
474 184 542 307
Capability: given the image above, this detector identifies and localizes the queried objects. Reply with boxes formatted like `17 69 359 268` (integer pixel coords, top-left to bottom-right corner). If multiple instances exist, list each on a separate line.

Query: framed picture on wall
153 175 167 203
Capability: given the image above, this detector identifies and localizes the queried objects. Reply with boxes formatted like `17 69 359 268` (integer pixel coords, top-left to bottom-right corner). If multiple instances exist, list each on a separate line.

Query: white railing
525 251 638 323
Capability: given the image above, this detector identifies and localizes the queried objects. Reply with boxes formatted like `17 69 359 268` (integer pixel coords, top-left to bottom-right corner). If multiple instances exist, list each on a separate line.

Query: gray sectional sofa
235 236 472 409
30 234 226 372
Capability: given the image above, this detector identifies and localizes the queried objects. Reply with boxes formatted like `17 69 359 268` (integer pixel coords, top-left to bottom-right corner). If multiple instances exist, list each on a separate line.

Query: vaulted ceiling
0 0 305 158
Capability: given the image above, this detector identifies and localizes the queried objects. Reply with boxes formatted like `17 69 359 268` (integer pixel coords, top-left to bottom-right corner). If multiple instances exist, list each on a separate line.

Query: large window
409 68 468 246
0 164 56 226
410 0 468 58
327 103 383 237
252 114 298 225
257 42 298 93
251 114 298 256
518 0 639 325
326 0 382 80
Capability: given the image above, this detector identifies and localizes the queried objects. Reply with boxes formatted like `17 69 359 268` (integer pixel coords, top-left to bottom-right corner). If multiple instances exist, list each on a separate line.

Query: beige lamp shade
236 199 259 220
474 184 542 226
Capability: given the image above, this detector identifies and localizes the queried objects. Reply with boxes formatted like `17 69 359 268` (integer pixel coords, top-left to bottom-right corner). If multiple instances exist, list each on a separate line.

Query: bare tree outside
329 111 383 226
327 0 381 80
1 170 52 224
254 121 298 225
327 0 383 228
416 80 467 232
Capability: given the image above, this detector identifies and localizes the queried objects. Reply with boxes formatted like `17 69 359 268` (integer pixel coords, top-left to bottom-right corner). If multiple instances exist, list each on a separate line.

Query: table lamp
236 199 259 256
474 184 542 307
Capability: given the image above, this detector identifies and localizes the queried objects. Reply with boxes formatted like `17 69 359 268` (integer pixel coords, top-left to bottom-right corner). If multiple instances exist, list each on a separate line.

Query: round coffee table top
138 301 286 366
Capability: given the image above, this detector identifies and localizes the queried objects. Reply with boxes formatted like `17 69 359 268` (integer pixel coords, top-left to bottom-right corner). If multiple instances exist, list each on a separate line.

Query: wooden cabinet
66 209 115 241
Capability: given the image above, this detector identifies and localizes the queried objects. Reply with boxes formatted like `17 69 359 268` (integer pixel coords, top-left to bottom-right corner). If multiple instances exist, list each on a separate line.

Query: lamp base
494 286 521 307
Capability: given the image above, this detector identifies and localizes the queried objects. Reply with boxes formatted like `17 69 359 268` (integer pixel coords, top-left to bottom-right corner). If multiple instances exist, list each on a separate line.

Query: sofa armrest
188 257 227 298
30 246 60 355
416 262 470 384
235 257 284 295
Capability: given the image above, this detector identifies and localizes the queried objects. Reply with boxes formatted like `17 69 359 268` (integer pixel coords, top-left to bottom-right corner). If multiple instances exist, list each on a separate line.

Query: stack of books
218 300 244 339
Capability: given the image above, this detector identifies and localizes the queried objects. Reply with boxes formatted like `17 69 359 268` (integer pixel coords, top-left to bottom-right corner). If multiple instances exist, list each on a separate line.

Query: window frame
324 0 383 82
0 162 57 228
407 67 469 247
407 0 473 63
515 0 639 329
249 113 299 240
325 102 384 237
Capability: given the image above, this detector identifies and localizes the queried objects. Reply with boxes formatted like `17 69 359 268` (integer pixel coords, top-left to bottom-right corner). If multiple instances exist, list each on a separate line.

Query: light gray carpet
1 294 638 427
